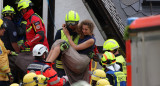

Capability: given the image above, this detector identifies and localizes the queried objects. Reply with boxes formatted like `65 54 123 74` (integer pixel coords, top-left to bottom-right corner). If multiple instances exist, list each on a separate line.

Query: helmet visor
66 21 78 26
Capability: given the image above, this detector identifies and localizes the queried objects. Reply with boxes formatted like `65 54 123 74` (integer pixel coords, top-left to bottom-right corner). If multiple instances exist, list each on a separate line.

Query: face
0 28 5 36
82 25 91 35
21 9 27 15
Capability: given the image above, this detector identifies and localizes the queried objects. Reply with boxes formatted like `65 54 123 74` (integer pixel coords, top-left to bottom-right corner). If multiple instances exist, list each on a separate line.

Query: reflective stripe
91 74 106 79
56 60 62 64
1 65 8 71
27 64 50 73
63 79 66 85
27 26 32 32
56 65 63 69
17 40 24 46
74 11 76 19
0 72 7 75
50 77 60 85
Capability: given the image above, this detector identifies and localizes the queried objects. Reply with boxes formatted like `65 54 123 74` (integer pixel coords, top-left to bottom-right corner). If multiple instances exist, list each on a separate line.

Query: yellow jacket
0 39 10 81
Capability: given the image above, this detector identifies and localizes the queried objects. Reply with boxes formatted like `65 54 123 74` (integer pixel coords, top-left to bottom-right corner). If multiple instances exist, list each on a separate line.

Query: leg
46 44 61 62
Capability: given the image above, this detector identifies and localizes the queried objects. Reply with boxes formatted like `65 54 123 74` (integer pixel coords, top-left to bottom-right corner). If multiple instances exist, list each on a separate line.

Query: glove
20 42 29 50
62 76 69 82
7 72 14 83
10 51 18 56
60 41 69 51
93 53 102 62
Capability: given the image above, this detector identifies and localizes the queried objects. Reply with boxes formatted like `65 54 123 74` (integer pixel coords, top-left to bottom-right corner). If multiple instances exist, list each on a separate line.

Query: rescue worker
103 39 127 75
27 44 68 86
1 5 20 53
47 10 80 86
17 0 49 51
96 79 110 86
1 5 20 83
91 69 107 86
101 51 126 86
0 19 14 86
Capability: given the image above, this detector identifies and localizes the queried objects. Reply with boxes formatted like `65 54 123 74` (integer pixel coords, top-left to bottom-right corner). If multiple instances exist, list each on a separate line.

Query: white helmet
32 44 48 56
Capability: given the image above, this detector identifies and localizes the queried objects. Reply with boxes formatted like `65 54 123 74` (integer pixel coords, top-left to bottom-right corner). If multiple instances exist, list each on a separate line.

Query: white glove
62 76 69 82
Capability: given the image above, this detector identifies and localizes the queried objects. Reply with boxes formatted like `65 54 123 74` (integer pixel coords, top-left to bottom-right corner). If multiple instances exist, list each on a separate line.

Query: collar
23 9 34 20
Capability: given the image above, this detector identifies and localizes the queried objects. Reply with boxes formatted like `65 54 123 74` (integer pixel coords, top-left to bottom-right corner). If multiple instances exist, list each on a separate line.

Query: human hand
7 72 14 83
20 42 29 50
62 76 69 82
10 51 18 56
62 26 70 36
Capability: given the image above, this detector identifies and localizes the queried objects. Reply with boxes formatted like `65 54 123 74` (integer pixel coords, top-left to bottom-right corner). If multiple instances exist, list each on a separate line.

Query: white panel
43 0 48 37
0 0 3 18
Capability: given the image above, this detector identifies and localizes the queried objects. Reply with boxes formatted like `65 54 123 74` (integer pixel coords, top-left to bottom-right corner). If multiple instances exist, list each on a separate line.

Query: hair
77 19 94 39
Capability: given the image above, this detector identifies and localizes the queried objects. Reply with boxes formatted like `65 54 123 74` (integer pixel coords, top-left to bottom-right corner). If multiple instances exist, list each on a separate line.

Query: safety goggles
66 21 78 26
0 22 7 29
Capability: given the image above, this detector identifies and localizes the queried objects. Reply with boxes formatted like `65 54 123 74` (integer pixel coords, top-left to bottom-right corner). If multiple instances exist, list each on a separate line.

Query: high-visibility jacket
115 54 127 75
27 60 67 86
56 30 79 69
23 9 49 51
0 39 10 81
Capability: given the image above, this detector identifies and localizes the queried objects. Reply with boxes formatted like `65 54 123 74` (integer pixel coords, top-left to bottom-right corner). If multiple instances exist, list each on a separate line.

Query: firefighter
96 79 110 86
103 39 127 75
46 10 80 86
27 44 68 86
17 0 49 51
1 5 20 83
91 69 107 86
101 51 126 86
0 19 14 86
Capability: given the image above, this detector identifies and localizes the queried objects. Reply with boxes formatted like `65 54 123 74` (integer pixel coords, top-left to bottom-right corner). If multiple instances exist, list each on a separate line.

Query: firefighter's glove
88 52 95 59
60 41 69 51
10 51 18 56
20 42 29 50
7 72 14 83
93 53 102 62
62 76 69 82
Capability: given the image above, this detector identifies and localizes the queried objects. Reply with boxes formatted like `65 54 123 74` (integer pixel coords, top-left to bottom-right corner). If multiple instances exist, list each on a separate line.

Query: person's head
23 72 38 86
65 10 80 30
96 79 110 86
101 51 116 66
91 69 106 86
10 83 19 86
103 39 120 54
17 0 33 15
0 19 7 36
2 5 15 19
32 44 48 60
78 19 94 38
37 75 49 86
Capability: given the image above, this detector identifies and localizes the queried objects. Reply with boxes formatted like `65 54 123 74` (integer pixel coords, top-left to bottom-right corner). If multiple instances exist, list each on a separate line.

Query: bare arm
63 27 94 50
11 42 20 53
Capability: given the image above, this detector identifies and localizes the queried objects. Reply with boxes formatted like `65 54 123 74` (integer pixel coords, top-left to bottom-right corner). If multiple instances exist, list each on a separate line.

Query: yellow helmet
10 83 19 86
101 51 116 65
96 79 110 86
17 0 33 11
103 39 120 51
2 5 15 16
37 75 49 86
23 72 38 86
65 10 80 22
91 69 106 81
0 19 7 29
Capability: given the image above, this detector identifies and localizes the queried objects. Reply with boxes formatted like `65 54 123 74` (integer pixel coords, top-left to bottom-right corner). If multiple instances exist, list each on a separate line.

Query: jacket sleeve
26 16 45 46
0 46 10 73
43 68 66 86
